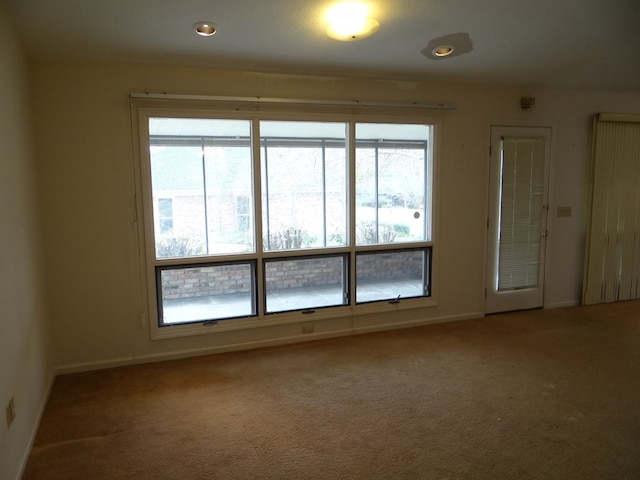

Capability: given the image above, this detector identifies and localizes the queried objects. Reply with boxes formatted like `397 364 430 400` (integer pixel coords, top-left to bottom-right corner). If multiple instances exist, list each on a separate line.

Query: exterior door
486 126 551 314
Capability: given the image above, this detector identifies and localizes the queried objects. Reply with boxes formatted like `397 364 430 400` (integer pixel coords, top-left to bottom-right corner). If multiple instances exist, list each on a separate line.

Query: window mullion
251 118 265 317
423 143 429 241
200 137 210 253
347 121 356 306
322 140 327 247
374 144 380 244
261 138 270 252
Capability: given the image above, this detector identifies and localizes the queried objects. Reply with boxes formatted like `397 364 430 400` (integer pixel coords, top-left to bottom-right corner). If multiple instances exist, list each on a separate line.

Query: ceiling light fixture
422 33 473 60
432 45 455 57
194 22 217 37
326 2 379 41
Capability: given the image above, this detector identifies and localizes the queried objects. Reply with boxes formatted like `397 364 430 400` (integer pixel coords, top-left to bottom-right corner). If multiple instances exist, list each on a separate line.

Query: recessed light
194 22 217 37
432 45 455 57
326 2 380 41
421 33 473 60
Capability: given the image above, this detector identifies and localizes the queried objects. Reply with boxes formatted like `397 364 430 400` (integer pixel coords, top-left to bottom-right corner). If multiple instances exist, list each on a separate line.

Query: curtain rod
129 93 457 110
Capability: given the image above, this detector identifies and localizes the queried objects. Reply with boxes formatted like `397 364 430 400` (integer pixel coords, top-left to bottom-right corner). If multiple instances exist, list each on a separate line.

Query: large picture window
136 100 436 336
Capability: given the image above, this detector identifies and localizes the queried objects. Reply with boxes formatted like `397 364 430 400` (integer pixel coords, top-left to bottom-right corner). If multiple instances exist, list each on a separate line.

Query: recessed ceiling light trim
421 33 473 60
432 45 455 57
194 22 217 37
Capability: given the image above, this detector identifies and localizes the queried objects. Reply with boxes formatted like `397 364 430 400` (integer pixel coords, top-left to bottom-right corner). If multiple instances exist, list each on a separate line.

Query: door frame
485 125 552 314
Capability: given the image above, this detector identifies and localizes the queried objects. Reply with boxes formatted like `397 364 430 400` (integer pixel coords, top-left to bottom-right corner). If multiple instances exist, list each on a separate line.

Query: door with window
486 126 551 314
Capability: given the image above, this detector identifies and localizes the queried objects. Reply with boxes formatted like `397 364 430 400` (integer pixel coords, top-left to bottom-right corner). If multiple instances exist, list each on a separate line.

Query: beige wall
0 6 54 480
28 59 640 371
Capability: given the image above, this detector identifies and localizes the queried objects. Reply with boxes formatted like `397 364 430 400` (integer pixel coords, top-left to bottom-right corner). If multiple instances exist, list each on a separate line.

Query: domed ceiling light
326 2 380 41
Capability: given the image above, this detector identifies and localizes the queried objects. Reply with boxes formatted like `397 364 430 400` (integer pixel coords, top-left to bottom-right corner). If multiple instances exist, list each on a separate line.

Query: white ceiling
2 0 639 93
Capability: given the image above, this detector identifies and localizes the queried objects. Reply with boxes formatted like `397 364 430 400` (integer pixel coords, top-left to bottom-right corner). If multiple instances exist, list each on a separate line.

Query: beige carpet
23 301 640 479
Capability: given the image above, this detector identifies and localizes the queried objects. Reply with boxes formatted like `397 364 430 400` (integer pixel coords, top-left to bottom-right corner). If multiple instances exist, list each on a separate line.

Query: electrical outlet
6 397 15 429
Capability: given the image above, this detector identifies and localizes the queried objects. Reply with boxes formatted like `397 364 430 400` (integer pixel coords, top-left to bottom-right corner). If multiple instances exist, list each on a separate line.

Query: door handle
541 231 548 237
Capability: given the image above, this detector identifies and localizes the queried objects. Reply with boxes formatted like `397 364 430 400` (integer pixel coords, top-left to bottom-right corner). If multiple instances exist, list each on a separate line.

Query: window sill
149 296 437 341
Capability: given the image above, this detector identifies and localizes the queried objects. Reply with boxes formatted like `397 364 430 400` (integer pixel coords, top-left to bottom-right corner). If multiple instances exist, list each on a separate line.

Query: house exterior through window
133 99 438 338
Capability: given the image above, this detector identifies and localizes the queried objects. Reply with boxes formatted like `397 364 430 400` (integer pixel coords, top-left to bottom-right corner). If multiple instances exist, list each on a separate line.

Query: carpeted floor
23 301 640 479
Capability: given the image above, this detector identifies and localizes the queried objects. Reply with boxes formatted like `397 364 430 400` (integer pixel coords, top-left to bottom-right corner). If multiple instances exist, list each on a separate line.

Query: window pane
265 256 347 313
261 121 347 252
149 118 254 258
203 141 254 254
158 198 174 234
150 144 207 257
158 263 256 325
355 123 432 245
356 249 430 303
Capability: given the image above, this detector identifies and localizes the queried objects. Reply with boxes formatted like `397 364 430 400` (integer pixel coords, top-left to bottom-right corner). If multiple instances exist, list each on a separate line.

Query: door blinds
583 113 640 305
498 136 546 291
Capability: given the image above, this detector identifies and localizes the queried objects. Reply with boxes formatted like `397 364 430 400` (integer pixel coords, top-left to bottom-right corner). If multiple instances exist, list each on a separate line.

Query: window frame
156 260 258 326
263 252 350 315
355 247 432 305
131 98 441 340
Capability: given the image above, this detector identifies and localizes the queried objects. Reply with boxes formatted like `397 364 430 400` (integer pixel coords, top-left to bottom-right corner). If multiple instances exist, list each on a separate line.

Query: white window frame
131 96 441 340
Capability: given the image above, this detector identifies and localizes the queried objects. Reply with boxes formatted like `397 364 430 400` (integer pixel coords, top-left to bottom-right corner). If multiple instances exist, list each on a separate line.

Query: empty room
1 0 639 478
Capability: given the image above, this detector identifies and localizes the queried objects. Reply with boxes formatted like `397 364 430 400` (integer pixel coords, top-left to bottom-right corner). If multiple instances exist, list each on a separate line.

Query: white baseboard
545 300 580 309
17 368 56 480
55 311 485 375
353 311 484 335
55 329 355 375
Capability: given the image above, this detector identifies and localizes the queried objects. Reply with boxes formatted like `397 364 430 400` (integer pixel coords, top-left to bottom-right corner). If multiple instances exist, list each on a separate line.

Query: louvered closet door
583 114 640 305
486 126 551 314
